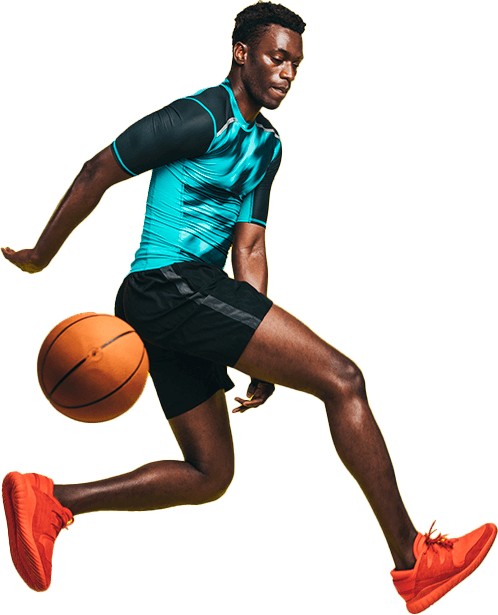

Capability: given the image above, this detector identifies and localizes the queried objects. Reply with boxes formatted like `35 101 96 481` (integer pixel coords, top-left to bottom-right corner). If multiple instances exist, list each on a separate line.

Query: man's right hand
2 146 131 277
2 247 45 273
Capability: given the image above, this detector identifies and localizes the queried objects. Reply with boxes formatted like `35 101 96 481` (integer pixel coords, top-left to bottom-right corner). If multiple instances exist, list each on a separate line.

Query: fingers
232 395 262 413
232 381 275 413
1 247 43 273
1 247 24 269
2 246 22 264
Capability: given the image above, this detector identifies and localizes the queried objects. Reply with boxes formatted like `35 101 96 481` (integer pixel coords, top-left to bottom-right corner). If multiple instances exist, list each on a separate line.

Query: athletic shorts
114 261 273 419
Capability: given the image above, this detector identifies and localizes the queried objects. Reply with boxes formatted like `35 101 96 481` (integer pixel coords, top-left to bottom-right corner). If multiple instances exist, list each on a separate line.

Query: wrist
31 246 51 271
251 377 274 386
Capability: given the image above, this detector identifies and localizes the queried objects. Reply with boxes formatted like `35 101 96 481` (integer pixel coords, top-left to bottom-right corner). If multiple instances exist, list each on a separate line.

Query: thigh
146 341 235 419
235 304 357 399
168 389 234 478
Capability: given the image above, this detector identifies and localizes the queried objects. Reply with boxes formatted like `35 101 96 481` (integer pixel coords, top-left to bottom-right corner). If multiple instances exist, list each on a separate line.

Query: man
1 2 495 612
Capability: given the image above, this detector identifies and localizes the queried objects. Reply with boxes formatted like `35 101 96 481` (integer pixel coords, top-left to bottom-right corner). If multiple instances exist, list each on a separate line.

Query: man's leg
235 304 418 570
235 304 496 613
54 389 235 513
3 390 235 591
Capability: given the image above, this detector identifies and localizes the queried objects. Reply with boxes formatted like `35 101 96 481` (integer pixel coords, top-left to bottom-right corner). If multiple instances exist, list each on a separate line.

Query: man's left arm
230 146 281 412
231 144 281 292
231 222 268 294
231 222 275 412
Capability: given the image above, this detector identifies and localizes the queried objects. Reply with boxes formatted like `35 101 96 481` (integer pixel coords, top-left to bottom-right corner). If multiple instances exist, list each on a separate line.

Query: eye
271 56 284 65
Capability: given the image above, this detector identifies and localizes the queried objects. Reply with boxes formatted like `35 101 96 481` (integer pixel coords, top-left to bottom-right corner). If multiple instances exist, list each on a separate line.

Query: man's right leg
3 389 235 591
53 389 235 513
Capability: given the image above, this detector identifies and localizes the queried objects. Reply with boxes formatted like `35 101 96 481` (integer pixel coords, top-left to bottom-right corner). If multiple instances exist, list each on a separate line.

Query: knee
205 468 234 503
324 355 367 403
337 358 366 399
193 464 234 505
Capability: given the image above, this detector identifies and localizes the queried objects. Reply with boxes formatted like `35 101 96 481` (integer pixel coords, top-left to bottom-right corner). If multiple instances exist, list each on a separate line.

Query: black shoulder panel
189 85 232 135
113 97 216 176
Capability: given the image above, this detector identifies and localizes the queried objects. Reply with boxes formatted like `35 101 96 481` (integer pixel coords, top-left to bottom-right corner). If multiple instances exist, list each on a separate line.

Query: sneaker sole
2 472 49 591
407 523 497 614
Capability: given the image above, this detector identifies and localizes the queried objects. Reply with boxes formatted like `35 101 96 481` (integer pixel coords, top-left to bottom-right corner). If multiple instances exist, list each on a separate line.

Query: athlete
1 3 496 612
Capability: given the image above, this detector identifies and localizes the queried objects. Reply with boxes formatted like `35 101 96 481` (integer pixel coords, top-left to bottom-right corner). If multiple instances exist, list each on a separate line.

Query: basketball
37 313 149 423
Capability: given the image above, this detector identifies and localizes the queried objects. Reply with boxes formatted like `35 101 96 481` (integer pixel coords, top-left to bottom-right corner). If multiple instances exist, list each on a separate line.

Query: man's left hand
232 378 275 413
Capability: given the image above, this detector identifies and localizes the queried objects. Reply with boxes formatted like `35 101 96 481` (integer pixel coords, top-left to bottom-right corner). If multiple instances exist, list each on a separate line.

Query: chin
261 97 284 111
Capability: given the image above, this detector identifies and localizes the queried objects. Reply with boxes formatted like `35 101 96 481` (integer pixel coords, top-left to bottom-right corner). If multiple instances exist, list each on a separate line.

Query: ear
232 41 248 66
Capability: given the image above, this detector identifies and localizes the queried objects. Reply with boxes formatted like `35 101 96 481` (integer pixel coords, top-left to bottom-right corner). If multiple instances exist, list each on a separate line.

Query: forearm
14 146 129 271
33 163 105 267
231 241 275 411
232 246 268 295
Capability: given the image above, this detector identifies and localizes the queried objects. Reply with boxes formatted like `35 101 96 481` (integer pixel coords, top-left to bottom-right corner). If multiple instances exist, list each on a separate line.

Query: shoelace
424 521 454 550
50 511 74 534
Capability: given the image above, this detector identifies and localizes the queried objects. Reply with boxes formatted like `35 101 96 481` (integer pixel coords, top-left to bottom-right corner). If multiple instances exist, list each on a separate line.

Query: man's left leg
234 304 417 568
234 304 496 612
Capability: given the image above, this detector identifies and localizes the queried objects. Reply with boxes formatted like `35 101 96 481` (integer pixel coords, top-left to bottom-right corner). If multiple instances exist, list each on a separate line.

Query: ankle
53 484 78 514
393 530 418 571
394 554 416 571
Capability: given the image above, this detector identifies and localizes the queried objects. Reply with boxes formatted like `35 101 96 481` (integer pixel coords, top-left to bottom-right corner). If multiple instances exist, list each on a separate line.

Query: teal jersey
112 79 282 272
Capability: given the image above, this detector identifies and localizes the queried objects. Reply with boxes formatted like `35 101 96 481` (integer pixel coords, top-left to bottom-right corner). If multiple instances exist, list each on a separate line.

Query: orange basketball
37 313 149 423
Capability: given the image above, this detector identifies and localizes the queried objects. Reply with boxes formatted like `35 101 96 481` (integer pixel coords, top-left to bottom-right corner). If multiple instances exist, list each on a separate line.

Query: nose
280 61 297 82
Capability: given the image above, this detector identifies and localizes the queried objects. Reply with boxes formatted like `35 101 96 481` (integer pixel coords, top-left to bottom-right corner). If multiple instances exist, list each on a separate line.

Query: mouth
270 85 289 98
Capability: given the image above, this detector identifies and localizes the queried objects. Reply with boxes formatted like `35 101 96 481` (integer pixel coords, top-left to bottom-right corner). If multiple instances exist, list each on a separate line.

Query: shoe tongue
31 473 55 495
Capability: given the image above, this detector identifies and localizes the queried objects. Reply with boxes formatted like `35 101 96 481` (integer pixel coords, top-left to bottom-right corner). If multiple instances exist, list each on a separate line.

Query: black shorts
114 261 273 419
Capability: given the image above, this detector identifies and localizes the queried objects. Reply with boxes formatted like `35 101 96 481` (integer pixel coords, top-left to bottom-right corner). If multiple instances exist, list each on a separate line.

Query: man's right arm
2 96 216 274
2 146 130 273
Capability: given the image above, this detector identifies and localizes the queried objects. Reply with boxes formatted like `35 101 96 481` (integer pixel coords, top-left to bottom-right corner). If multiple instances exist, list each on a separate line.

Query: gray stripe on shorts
198 294 261 329
160 266 261 330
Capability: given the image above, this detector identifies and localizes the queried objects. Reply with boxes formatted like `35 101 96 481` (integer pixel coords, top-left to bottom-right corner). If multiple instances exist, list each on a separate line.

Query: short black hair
232 2 306 46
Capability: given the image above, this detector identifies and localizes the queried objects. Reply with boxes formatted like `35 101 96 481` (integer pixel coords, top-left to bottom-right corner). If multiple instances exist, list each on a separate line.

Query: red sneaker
2 472 74 591
392 521 497 613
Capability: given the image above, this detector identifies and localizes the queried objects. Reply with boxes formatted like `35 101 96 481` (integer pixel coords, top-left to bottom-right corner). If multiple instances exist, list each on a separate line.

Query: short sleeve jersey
112 79 282 273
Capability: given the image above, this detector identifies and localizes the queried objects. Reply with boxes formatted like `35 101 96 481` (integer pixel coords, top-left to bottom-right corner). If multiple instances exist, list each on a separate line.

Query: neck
226 70 261 123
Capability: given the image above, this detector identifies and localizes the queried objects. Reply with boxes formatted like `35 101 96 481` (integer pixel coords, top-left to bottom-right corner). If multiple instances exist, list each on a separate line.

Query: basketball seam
47 330 137 399
52 345 147 409
39 313 101 395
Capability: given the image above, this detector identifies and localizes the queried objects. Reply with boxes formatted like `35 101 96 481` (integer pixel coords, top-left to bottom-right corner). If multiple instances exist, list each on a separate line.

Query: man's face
238 24 304 111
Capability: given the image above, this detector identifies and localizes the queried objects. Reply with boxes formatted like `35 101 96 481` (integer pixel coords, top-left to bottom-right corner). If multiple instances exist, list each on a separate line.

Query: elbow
232 245 266 271
79 151 106 184
231 245 268 285
68 161 103 203
232 241 267 261
74 148 118 196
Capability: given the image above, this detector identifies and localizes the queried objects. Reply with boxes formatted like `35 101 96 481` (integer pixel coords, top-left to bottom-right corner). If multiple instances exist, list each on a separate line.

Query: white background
1 1 497 613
